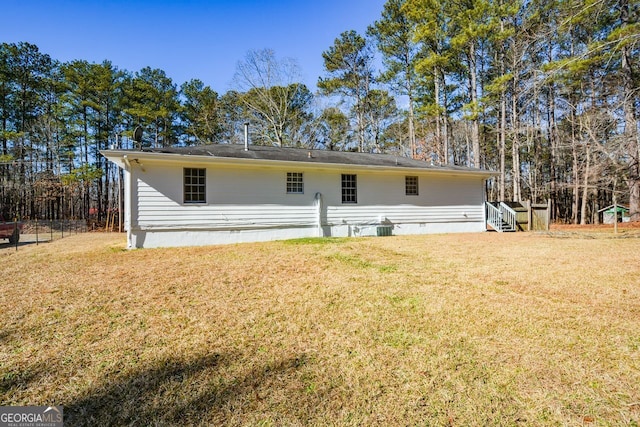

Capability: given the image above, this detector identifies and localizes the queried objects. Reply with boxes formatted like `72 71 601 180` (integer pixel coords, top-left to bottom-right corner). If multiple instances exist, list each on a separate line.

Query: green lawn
1 231 639 425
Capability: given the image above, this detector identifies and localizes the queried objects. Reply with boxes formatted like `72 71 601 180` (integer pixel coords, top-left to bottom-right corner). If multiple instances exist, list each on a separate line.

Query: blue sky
2 0 387 94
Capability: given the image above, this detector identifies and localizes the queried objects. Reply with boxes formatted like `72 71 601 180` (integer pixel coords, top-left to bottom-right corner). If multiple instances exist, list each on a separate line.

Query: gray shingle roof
139 144 492 174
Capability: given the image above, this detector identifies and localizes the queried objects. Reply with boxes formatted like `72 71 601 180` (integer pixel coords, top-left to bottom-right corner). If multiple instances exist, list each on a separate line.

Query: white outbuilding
102 144 495 248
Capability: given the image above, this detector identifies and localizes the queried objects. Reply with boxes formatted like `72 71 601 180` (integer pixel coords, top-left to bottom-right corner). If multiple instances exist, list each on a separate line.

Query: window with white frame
286 172 304 194
341 174 357 204
184 168 206 203
405 176 419 196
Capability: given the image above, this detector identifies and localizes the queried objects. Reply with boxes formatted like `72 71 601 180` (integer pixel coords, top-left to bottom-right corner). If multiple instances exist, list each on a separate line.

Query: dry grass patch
1 232 639 425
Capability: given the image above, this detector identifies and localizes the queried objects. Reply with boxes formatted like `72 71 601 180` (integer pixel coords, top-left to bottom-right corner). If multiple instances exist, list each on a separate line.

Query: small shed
598 205 630 224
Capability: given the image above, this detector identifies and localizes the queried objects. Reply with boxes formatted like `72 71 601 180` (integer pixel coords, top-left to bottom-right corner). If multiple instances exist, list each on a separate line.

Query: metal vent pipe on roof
244 122 249 151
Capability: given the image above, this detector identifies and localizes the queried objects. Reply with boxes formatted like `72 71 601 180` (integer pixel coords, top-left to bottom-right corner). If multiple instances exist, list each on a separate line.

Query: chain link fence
2 219 89 250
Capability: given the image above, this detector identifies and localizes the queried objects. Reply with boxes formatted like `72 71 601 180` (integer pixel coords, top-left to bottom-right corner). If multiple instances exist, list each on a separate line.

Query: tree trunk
499 91 506 201
469 44 480 168
406 64 416 159
620 0 640 221
498 22 507 201
408 92 416 158
434 66 442 164
511 80 520 202
533 76 543 204
442 69 449 165
571 111 579 224
580 142 590 224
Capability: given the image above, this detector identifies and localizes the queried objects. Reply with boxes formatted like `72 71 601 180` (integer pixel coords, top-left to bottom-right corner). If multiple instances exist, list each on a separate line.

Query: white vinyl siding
325 172 483 225
325 205 483 226
136 166 317 230
132 163 485 234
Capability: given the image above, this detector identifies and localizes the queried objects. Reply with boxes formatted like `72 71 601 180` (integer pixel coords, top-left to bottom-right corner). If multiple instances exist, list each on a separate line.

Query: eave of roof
101 144 497 177
597 204 630 213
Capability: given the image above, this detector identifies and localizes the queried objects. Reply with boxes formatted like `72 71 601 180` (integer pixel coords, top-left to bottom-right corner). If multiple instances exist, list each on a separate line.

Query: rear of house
102 145 494 248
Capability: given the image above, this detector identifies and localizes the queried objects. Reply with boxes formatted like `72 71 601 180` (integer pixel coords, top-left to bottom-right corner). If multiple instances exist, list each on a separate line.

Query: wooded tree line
1 0 638 224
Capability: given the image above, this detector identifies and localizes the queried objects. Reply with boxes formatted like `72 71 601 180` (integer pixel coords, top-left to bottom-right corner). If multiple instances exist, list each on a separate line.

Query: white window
341 174 357 204
406 176 419 196
184 168 206 203
286 172 304 194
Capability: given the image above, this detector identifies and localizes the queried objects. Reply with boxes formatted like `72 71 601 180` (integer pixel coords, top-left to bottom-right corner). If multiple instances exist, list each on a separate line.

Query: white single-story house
101 144 495 248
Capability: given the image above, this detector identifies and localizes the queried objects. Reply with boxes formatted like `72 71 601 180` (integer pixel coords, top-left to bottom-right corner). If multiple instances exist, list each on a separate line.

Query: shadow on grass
0 240 42 250
64 353 311 426
0 362 47 399
0 326 14 343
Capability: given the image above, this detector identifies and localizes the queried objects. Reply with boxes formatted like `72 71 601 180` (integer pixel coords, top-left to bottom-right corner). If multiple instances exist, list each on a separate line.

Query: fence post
36 218 39 245
61 219 64 239
50 219 53 242
14 218 18 251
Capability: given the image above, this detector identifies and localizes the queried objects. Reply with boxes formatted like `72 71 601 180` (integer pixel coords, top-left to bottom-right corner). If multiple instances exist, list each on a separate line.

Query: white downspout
483 178 488 232
244 122 249 151
123 155 134 248
315 192 323 237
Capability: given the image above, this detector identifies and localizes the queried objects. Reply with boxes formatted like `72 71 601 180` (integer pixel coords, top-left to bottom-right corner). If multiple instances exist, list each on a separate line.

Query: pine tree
180 79 223 144
318 30 375 152
405 0 454 164
368 0 420 157
122 67 179 148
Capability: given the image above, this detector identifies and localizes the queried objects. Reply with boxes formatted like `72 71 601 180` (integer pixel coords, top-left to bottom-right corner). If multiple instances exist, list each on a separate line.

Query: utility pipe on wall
244 122 249 151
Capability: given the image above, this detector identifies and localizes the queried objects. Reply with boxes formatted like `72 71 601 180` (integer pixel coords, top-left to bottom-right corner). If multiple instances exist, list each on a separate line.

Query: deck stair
486 201 528 232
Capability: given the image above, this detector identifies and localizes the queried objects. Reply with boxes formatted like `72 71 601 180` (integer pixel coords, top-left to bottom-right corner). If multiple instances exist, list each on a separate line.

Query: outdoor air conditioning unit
376 225 392 237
